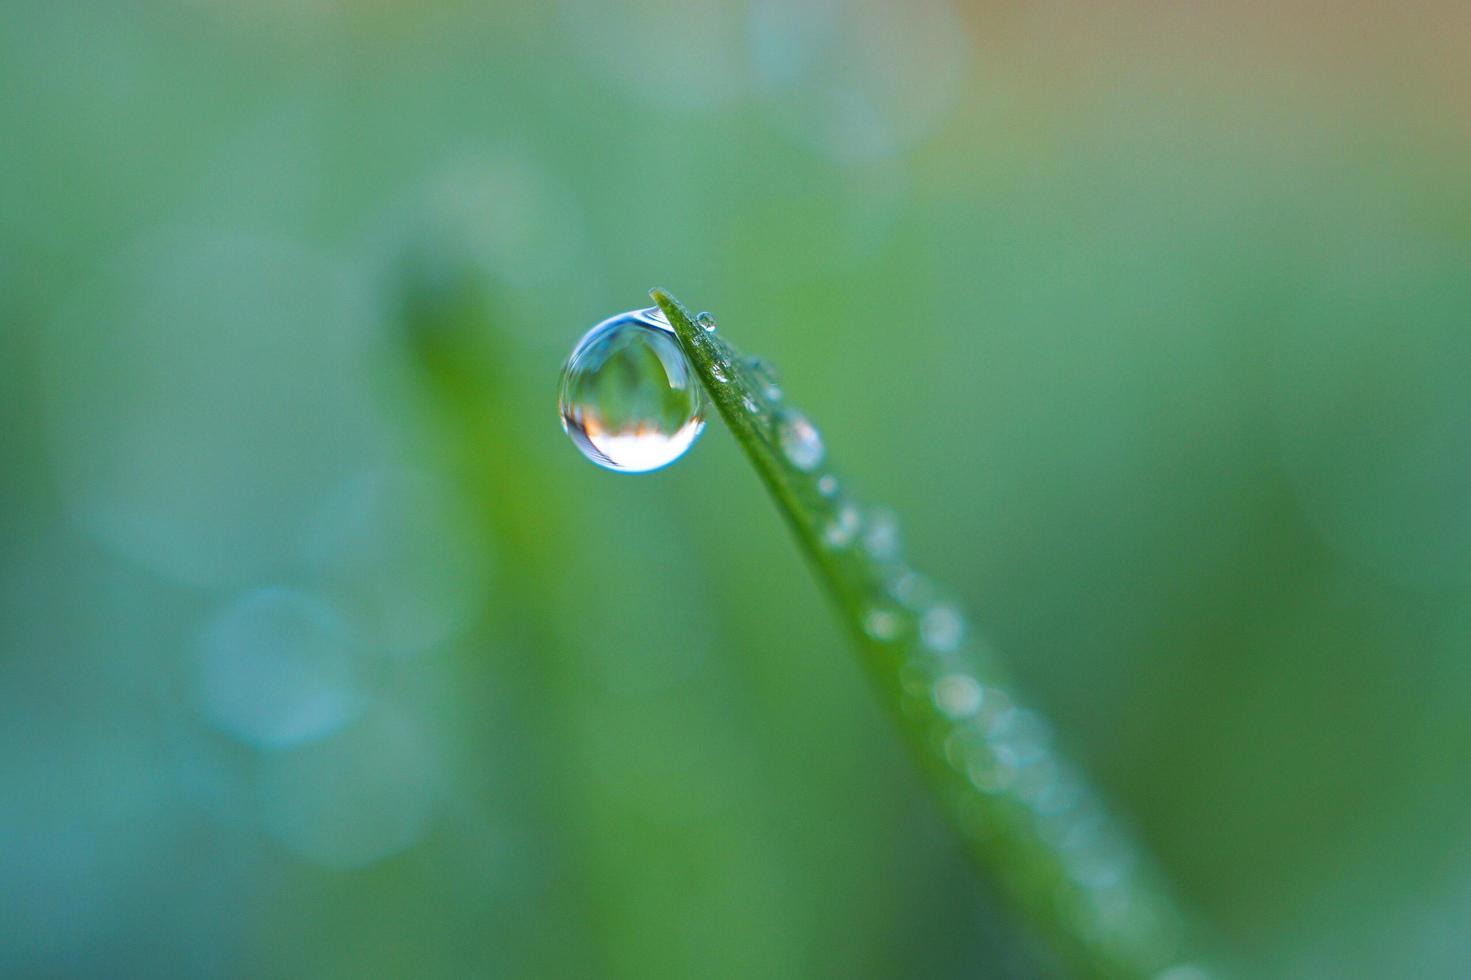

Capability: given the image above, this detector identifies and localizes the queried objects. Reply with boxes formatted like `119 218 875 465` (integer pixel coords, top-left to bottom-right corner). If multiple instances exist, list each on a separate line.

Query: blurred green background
4 1 1470 977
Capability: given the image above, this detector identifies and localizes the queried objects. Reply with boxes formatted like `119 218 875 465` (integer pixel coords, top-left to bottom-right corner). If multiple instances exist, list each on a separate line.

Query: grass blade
651 287 1221 980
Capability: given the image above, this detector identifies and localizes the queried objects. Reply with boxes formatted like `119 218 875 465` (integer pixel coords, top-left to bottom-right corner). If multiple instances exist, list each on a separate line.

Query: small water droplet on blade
863 608 900 641
695 311 718 332
862 507 901 561
823 502 860 549
920 603 965 652
777 410 824 471
559 308 705 472
932 674 982 719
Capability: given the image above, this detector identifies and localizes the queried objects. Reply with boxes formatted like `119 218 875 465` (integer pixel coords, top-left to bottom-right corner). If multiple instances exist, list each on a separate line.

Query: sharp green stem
651 288 1224 980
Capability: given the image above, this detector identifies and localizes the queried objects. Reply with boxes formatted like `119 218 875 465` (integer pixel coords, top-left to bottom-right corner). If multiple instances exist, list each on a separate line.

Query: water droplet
943 728 984 770
816 474 839 497
777 410 824 471
711 361 729 383
920 603 965 652
976 686 1016 735
1030 766 1084 816
990 708 1050 767
823 502 860 548
696 311 718 332
1011 757 1060 805
967 752 1018 794
932 673 982 719
863 607 900 641
741 395 759 414
1066 825 1132 889
560 308 705 472
1045 799 1103 847
862 507 901 561
889 569 934 609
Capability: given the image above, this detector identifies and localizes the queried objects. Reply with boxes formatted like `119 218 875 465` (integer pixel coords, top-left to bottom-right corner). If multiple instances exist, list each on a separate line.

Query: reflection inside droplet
560 308 706 473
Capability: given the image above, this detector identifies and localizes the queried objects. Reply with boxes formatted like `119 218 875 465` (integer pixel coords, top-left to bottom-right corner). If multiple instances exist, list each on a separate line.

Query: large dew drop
559 308 706 472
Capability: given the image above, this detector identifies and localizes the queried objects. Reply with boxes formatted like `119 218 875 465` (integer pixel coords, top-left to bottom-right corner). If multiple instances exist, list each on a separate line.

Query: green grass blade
651 288 1221 980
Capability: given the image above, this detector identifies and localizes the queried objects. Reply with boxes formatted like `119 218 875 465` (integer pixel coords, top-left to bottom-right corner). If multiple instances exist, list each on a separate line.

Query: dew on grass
863 607 900 641
920 603 965 653
932 673 982 719
889 569 934 609
777 410 825 471
823 502 860 549
559 308 705 472
862 507 901 561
